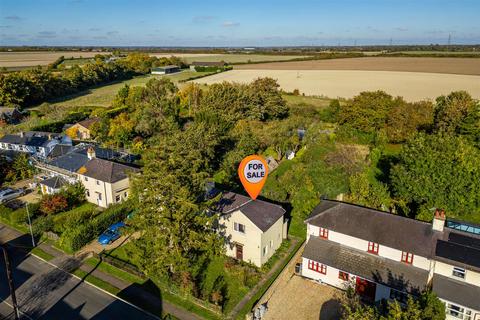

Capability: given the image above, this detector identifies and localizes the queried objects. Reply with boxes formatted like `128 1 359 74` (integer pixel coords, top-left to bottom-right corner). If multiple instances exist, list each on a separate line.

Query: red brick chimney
432 208 446 232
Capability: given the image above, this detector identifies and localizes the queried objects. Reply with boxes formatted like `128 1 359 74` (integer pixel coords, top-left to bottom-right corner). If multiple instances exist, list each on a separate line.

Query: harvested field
0 51 107 68
151 53 309 64
192 69 480 101
235 57 480 76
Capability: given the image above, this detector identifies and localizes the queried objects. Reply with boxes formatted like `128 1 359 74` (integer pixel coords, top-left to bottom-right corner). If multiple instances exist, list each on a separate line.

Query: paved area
253 242 342 320
261 276 341 320
0 223 202 320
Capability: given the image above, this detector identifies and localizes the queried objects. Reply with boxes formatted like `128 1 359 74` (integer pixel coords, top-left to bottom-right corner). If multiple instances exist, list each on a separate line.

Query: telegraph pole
25 203 35 247
1 245 20 320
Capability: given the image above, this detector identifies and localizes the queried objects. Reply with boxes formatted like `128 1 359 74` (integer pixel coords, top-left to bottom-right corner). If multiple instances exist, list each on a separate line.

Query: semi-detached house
302 200 480 320
215 192 288 267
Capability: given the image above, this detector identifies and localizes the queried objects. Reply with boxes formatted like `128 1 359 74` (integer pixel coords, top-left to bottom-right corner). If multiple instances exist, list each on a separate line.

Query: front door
235 244 243 261
355 277 376 303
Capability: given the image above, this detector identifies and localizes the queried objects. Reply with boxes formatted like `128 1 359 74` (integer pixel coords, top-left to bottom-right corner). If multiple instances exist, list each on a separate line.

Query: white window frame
446 302 471 320
452 267 466 279
234 222 246 234
263 246 268 256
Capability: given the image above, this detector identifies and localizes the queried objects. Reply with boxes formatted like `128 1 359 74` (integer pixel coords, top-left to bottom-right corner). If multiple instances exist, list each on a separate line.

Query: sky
0 0 479 47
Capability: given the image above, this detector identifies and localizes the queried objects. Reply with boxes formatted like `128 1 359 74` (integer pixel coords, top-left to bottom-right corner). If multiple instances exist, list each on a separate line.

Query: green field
180 54 310 64
51 71 210 108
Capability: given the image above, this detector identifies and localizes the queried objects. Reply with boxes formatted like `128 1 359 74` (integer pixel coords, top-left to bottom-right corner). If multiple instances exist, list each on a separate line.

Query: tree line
0 53 187 108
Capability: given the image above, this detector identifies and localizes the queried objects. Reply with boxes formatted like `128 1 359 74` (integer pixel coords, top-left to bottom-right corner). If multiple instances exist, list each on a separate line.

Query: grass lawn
50 71 211 108
73 268 121 295
31 246 55 261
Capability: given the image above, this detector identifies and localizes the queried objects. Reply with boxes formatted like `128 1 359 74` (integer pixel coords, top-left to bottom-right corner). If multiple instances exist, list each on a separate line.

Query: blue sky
1 0 479 46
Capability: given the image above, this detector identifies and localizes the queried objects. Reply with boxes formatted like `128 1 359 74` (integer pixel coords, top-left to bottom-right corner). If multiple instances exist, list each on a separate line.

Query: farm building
151 65 180 75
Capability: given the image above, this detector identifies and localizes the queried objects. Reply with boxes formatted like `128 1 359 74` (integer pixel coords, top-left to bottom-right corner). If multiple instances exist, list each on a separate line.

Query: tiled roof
78 158 139 183
216 192 285 232
432 274 480 310
303 236 429 294
76 117 100 129
40 176 68 189
305 200 442 258
48 152 89 172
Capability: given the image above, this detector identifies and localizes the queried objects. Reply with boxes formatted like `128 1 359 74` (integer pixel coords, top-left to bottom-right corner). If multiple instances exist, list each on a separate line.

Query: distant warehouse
190 61 230 72
151 65 180 75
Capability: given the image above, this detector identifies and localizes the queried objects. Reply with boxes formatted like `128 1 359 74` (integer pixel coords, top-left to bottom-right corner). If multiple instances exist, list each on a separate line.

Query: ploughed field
0 51 107 67
192 69 480 101
234 57 480 76
150 53 310 64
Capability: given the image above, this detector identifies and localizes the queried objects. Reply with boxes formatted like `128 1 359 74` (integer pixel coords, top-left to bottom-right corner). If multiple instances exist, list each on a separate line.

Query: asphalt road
0 247 160 320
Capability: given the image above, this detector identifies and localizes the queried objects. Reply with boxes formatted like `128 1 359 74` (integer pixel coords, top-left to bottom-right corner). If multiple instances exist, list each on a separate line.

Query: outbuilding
151 65 180 75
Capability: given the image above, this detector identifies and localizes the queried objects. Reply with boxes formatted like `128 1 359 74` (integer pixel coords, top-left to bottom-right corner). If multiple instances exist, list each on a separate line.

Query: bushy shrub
40 194 68 215
10 208 28 224
58 201 131 252
32 215 54 237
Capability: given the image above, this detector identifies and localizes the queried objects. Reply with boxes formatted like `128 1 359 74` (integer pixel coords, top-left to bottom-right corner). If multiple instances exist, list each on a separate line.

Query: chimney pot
432 208 446 232
87 146 96 160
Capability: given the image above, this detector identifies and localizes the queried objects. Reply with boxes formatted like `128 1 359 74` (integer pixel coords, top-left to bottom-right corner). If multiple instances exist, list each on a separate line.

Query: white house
0 131 70 158
39 176 68 195
302 200 480 319
215 192 288 267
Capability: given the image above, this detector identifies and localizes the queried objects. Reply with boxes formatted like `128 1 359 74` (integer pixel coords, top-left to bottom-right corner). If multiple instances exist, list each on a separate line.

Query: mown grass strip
31 247 54 261
73 268 121 295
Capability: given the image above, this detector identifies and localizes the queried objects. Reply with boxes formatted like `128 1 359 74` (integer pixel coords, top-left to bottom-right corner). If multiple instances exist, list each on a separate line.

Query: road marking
28 252 162 320
1 300 34 320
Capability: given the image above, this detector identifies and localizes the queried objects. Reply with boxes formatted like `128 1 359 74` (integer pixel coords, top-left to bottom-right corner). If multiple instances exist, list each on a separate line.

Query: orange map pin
238 155 268 200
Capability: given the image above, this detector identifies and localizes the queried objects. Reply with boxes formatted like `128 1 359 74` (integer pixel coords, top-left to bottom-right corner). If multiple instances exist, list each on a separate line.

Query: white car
0 188 25 203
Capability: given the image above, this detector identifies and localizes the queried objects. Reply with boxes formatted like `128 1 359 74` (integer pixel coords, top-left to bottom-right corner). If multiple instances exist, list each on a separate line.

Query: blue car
98 222 126 245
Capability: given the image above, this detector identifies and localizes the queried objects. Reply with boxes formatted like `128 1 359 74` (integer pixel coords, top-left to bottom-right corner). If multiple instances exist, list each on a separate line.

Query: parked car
0 188 25 203
98 222 126 245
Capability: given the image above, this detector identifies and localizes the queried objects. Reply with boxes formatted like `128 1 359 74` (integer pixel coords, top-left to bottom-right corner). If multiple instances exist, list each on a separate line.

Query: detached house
77 148 139 208
302 200 480 320
215 192 287 267
65 118 100 140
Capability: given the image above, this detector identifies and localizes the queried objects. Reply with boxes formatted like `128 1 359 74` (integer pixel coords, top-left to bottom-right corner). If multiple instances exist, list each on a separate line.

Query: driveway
253 242 342 320
259 275 341 320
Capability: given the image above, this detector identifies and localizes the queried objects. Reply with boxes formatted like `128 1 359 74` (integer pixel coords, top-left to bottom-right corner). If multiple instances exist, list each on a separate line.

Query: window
319 227 329 239
124 192 128 197
263 246 268 256
446 303 472 320
98 193 102 200
84 176 88 181
270 240 273 248
96 180 100 185
338 271 349 281
115 195 120 202
308 260 327 274
86 189 90 197
234 222 246 233
401 252 414 264
452 267 466 279
367 242 379 254
390 289 408 304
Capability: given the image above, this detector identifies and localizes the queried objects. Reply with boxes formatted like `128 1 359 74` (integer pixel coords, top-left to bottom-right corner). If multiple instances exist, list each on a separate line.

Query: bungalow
39 176 68 195
65 118 100 140
302 200 480 319
215 192 287 267
0 131 68 158
151 65 180 75
76 147 140 208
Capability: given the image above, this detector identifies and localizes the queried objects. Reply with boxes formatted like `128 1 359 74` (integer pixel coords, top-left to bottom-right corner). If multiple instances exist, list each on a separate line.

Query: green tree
433 91 478 134
339 91 398 134
391 133 480 220
386 100 434 143
130 124 225 286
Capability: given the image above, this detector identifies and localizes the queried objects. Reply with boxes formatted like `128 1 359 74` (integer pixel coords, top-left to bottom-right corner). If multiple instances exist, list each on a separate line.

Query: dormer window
367 242 379 254
319 227 329 239
401 252 414 264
